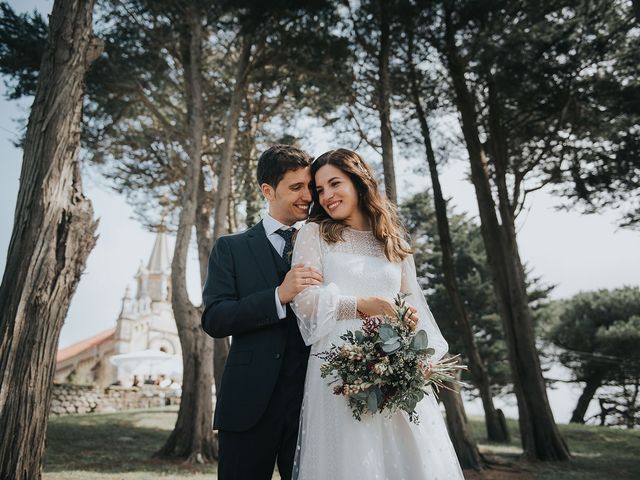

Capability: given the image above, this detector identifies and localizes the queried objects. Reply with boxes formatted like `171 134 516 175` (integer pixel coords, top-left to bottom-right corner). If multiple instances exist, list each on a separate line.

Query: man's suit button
274 353 281 360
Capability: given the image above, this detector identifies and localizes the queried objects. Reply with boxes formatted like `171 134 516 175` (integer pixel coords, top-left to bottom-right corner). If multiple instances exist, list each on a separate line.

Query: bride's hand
356 297 396 318
404 305 419 331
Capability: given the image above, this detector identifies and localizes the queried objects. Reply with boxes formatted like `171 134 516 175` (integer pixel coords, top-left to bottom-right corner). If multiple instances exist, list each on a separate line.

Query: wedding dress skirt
290 223 465 480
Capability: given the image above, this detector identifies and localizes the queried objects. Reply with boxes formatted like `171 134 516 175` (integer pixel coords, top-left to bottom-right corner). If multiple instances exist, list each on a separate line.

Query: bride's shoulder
293 221 321 247
300 221 320 233
296 221 320 239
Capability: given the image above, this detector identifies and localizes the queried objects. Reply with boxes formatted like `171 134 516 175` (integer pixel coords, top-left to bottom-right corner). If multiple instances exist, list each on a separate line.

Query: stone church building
55 231 181 388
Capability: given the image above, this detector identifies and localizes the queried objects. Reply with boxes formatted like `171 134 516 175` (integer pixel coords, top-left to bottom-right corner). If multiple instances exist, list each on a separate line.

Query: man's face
262 167 312 225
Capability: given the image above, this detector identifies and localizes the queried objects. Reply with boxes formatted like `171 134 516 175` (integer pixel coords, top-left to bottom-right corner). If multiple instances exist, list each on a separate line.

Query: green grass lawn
467 415 640 480
43 407 639 479
44 407 217 480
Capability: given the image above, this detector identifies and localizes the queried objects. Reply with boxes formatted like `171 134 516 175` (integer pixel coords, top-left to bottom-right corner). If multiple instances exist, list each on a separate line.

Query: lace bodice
307 227 401 296
291 222 448 361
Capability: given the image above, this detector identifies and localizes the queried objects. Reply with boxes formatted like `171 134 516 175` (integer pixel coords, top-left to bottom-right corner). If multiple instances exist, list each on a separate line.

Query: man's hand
278 264 323 304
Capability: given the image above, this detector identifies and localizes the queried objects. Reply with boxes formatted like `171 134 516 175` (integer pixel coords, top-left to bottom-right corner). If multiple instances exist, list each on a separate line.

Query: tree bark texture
243 111 262 227
405 28 509 444
376 0 397 204
196 171 213 287
442 2 570 461
0 0 101 478
155 8 215 463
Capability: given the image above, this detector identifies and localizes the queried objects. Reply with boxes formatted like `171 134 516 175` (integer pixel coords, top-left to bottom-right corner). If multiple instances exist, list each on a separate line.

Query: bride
290 148 464 479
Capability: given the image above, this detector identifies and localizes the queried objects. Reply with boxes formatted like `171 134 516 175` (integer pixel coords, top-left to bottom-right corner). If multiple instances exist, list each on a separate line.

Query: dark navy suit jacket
201 221 309 432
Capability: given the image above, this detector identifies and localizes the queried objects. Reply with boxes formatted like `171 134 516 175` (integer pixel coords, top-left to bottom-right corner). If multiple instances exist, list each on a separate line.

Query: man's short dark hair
256 144 312 188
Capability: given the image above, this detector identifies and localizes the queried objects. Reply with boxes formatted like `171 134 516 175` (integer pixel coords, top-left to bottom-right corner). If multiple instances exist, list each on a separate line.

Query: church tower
56 230 181 388
112 230 181 383
146 229 172 303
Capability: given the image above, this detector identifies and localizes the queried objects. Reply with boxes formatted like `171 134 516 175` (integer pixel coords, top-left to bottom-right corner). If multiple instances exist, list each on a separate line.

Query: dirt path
463 464 534 480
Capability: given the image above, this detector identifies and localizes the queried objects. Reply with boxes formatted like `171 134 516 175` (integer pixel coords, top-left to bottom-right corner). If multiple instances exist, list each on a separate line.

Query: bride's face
314 164 359 221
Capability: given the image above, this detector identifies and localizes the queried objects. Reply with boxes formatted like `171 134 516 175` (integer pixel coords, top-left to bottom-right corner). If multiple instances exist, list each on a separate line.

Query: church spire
146 228 172 303
119 285 133 316
147 229 171 274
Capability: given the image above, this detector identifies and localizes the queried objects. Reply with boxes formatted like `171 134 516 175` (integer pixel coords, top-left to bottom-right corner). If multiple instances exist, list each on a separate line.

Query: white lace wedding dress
290 223 465 480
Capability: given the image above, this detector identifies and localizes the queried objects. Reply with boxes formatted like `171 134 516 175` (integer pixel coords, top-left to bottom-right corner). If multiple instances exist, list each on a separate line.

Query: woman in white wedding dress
290 149 464 480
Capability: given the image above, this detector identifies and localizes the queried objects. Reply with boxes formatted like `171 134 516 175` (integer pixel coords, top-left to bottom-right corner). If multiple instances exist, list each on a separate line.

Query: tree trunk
440 369 485 470
442 2 570 461
0 1 101 478
625 377 639 429
195 163 225 403
244 153 262 227
485 70 569 459
243 112 262 227
213 33 252 240
598 398 608 426
405 27 509 444
570 370 605 424
196 171 213 285
228 176 238 232
154 8 215 463
376 0 397 204
210 33 253 394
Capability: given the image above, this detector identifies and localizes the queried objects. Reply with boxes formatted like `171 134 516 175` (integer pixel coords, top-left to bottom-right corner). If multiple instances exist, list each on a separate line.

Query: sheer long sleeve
291 223 357 346
401 254 448 362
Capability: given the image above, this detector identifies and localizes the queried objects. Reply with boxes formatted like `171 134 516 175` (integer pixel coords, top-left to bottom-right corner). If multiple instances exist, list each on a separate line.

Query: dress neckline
345 226 373 234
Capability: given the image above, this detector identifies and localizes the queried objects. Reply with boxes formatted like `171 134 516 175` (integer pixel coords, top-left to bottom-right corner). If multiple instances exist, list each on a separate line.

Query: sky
1 0 639 423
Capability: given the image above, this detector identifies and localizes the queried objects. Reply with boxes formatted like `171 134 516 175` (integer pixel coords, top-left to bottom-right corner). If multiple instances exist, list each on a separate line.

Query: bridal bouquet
316 294 466 424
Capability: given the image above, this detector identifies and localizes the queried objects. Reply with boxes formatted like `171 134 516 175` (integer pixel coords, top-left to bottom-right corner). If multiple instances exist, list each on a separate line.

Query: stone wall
50 383 181 415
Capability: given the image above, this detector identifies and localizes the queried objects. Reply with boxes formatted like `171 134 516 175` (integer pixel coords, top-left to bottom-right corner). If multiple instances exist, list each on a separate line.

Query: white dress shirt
262 212 305 319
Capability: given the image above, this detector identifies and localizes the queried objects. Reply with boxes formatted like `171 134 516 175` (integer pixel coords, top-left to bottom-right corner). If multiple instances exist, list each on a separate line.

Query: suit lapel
247 221 281 287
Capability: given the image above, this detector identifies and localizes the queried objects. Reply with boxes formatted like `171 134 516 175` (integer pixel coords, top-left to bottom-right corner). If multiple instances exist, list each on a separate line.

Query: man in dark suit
201 145 322 480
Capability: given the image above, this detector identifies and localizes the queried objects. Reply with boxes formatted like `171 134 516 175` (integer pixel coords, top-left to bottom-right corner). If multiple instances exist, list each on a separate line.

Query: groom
201 145 322 480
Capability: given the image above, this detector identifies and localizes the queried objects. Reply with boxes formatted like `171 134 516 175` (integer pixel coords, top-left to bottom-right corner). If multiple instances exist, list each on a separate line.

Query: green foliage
458 0 639 228
546 287 640 378
546 287 640 427
0 2 46 99
391 0 640 229
597 315 640 362
3 0 636 231
0 0 353 230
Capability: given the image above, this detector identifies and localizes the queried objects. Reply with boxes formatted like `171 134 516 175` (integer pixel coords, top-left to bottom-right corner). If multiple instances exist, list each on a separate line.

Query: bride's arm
401 254 449 362
291 223 357 346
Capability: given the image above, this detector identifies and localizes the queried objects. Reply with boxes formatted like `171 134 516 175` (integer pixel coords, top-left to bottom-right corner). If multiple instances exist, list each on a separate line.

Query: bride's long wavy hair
309 149 411 262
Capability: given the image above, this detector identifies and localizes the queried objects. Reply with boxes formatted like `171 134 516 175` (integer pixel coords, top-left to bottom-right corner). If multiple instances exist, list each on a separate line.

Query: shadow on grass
532 423 640 480
44 408 216 476
468 416 640 480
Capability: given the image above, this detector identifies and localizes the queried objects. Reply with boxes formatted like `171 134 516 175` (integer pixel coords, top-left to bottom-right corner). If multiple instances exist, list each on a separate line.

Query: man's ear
260 183 274 202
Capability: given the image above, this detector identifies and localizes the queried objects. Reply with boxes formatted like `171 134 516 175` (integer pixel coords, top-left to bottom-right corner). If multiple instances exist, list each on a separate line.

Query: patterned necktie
275 227 296 266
